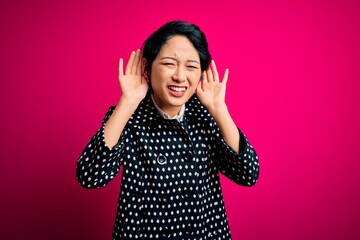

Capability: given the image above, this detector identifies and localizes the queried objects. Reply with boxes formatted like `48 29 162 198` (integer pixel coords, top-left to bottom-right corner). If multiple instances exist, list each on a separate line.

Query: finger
202 71 207 81
131 49 141 74
196 79 203 93
119 58 124 77
211 60 220 82
222 68 229 85
202 71 209 87
125 51 135 75
136 51 143 76
207 65 214 82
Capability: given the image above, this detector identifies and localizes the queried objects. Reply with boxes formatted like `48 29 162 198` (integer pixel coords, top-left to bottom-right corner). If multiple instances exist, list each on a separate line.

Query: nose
173 67 186 82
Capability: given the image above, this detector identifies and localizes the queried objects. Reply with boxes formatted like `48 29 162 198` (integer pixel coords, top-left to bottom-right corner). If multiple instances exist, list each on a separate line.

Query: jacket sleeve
213 125 259 186
76 106 126 189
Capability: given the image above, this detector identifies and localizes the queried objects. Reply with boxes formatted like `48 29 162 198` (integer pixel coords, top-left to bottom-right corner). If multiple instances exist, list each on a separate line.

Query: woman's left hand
196 60 229 116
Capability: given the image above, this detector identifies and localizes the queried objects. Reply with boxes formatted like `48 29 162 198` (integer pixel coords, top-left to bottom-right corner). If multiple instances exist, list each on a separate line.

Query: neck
153 95 182 118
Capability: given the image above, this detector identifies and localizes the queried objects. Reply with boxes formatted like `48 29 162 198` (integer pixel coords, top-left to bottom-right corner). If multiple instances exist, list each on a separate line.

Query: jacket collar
150 94 185 122
131 90 208 128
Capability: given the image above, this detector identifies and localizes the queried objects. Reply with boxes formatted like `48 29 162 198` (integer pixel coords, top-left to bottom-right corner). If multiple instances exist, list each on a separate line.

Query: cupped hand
196 60 229 115
118 49 148 103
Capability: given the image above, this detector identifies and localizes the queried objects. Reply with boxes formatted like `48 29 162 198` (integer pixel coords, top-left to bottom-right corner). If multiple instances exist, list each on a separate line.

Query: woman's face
150 35 202 117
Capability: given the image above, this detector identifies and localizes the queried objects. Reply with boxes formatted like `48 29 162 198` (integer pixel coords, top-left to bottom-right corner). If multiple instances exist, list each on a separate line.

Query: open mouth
168 86 187 92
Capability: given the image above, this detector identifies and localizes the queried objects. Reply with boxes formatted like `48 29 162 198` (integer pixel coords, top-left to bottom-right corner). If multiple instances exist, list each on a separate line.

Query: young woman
77 20 259 240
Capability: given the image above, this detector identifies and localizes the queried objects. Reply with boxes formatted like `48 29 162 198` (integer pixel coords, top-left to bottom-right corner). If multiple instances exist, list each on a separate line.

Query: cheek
151 67 170 81
189 73 201 85
150 74 168 93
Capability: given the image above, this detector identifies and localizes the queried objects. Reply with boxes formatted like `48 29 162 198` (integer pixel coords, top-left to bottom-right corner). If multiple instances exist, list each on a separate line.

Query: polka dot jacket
76 92 259 239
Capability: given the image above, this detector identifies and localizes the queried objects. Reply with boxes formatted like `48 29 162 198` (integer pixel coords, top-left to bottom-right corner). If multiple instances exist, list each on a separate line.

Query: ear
142 58 148 75
142 58 151 84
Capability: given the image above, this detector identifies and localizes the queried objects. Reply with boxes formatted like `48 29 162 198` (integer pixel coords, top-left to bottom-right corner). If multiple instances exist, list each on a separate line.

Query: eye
163 63 175 66
187 65 199 69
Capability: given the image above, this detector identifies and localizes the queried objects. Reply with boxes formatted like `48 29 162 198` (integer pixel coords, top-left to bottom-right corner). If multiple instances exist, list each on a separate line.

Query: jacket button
157 154 167 165
161 227 170 237
162 194 170 202
183 152 193 162
185 226 195 235
183 189 194 198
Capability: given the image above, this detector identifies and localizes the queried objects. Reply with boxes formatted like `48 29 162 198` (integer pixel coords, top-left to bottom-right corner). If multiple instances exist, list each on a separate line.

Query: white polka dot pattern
76 93 259 239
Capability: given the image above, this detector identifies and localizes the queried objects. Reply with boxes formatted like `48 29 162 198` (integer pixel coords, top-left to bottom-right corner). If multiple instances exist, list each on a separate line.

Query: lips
167 85 187 97
168 85 187 92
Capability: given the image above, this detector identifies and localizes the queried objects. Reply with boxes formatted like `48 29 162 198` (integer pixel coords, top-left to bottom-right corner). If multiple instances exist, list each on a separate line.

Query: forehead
157 35 199 60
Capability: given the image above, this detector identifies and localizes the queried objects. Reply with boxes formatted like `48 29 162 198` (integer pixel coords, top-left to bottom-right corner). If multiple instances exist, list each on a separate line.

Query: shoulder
186 94 212 118
127 92 160 127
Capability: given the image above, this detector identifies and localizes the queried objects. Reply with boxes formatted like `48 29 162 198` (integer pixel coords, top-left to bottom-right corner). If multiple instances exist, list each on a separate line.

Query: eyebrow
160 56 200 65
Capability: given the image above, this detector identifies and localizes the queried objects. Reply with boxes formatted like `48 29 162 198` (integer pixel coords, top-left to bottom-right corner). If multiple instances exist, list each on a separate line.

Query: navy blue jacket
77 92 259 239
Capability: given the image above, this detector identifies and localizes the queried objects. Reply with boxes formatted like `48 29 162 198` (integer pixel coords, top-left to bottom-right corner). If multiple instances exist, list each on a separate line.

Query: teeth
168 86 186 92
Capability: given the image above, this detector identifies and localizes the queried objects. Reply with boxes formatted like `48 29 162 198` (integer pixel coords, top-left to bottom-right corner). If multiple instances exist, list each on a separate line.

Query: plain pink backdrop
1 0 359 239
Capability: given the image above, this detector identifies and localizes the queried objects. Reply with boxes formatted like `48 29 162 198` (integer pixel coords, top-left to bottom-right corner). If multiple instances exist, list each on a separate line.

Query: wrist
208 102 228 118
117 96 141 110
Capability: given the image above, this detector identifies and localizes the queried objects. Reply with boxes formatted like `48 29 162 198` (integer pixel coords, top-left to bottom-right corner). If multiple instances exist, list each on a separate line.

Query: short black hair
142 20 211 74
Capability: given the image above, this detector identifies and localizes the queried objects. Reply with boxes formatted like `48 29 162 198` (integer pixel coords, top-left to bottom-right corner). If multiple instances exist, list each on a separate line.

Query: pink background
1 0 359 239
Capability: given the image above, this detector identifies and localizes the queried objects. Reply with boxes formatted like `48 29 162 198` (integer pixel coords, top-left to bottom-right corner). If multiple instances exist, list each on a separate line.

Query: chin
167 98 186 107
170 93 192 104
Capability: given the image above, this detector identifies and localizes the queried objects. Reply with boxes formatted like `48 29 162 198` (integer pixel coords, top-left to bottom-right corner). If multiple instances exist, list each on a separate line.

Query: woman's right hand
104 50 148 149
118 49 148 104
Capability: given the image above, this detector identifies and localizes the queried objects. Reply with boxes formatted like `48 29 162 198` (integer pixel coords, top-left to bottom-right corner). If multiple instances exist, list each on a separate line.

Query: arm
76 106 125 189
105 49 148 149
76 50 148 188
213 124 259 186
197 60 239 152
197 60 259 186
208 102 240 153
